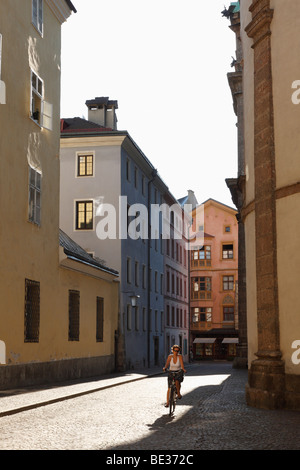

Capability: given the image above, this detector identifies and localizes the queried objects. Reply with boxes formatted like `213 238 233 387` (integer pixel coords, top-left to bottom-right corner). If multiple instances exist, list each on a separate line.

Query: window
223 275 234 291
142 265 146 289
143 308 147 331
24 279 40 342
77 154 93 177
223 244 234 259
28 166 41 225
134 167 138 188
191 277 212 300
135 307 139 331
96 297 104 342
200 308 206 322
171 307 175 326
31 70 43 125
224 225 231 233
191 245 211 267
192 307 212 324
127 257 131 284
135 261 139 286
126 159 130 181
68 290 80 341
32 0 43 35
76 201 93 230
166 305 170 326
142 175 146 196
223 306 234 322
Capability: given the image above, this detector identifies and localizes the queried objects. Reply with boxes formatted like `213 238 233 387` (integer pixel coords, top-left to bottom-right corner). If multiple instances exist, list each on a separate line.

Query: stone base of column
246 353 285 410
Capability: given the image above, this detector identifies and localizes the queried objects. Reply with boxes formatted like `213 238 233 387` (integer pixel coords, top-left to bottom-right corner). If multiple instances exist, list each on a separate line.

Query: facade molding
45 0 74 24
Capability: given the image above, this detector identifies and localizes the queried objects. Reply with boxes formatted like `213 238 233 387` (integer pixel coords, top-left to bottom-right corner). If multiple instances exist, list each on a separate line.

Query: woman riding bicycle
163 345 186 407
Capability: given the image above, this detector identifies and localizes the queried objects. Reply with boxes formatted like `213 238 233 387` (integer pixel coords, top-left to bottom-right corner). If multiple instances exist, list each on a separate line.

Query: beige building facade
226 0 300 409
0 1 119 389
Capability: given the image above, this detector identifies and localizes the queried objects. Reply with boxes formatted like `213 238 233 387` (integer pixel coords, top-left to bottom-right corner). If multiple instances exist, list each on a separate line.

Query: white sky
60 0 238 208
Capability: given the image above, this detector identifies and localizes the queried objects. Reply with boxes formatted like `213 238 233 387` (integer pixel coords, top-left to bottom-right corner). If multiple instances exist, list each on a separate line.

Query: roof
191 231 215 240
195 198 237 213
60 117 114 133
65 0 77 13
59 229 118 276
60 117 186 211
177 195 188 206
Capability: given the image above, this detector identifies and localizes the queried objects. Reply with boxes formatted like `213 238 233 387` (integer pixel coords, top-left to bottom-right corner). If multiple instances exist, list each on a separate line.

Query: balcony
191 259 211 268
191 291 212 300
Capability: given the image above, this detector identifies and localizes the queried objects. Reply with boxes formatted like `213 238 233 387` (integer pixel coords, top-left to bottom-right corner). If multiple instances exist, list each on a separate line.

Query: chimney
85 97 118 130
187 190 198 209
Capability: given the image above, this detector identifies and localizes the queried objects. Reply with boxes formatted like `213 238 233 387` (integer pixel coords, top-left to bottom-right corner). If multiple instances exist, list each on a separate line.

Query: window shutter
38 0 43 33
42 100 53 130
32 0 38 27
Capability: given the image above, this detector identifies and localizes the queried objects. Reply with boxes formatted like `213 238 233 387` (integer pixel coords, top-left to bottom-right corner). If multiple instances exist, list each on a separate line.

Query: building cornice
45 0 75 24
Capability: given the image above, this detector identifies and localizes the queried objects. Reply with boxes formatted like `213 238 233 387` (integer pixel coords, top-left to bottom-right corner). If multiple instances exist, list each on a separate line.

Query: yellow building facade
227 0 300 409
0 0 119 389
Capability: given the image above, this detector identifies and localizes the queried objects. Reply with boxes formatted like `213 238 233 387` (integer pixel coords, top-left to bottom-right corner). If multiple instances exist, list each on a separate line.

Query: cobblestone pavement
0 362 299 451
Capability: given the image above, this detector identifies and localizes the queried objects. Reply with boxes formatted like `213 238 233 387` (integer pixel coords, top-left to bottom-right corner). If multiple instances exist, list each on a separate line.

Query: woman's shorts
168 369 184 387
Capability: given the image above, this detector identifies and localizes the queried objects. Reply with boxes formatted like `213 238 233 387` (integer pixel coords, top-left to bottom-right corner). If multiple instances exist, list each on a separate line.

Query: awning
193 338 216 344
222 338 239 344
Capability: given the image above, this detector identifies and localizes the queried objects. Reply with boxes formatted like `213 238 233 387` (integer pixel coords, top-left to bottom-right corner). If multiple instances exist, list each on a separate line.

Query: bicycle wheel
169 387 176 416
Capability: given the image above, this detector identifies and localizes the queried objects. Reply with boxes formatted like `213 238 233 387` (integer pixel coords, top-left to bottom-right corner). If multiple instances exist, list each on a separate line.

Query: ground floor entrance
192 334 238 361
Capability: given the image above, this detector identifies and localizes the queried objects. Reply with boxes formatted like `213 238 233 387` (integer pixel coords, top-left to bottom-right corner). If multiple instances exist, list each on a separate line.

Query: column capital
245 0 274 47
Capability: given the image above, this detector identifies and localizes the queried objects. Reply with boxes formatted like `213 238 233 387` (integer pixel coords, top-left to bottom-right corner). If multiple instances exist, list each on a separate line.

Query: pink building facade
190 199 239 360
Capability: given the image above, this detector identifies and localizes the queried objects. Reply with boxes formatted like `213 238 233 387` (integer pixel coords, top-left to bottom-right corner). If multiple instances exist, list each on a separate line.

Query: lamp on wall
123 292 140 307
129 294 140 307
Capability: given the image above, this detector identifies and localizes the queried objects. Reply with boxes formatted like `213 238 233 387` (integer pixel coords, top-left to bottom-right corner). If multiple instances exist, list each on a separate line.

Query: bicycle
165 369 183 416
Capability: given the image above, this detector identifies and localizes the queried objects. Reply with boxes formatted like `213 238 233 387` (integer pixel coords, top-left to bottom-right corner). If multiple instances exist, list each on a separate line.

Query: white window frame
32 0 44 36
30 69 44 126
28 166 41 226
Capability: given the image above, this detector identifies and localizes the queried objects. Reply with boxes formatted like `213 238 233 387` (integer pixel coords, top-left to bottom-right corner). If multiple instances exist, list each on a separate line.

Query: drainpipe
147 169 157 368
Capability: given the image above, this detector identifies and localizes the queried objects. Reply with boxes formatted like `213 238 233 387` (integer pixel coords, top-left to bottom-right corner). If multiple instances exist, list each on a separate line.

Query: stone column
226 6 248 368
245 0 285 409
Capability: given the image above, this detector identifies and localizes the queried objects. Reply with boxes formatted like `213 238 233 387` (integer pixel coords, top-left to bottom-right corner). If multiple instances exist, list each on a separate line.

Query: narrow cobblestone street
0 362 299 451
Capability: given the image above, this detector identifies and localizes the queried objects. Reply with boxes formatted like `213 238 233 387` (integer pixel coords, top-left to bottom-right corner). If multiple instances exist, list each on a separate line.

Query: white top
169 355 181 371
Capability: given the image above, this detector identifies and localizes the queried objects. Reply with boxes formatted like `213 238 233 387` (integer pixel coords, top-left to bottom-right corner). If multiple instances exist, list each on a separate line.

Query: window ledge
30 115 43 129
